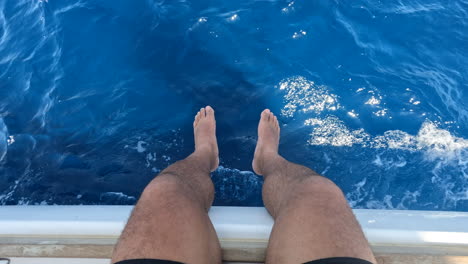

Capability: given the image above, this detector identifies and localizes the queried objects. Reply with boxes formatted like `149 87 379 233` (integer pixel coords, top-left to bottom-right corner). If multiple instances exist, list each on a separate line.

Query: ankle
257 152 283 175
190 149 217 172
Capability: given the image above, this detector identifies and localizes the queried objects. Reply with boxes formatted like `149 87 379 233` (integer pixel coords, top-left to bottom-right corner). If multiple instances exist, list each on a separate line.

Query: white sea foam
145 152 157 167
303 111 468 161
100 192 136 203
228 14 239 22
279 76 340 117
281 1 295 13
0 178 20 204
279 76 468 157
365 96 381 105
136 141 147 153
17 197 31 205
347 177 368 207
348 181 422 210
409 97 421 105
304 116 369 147
372 154 407 169
365 195 394 209
373 109 388 117
363 191 421 210
7 135 15 145
279 76 468 208
292 30 307 39
347 110 359 118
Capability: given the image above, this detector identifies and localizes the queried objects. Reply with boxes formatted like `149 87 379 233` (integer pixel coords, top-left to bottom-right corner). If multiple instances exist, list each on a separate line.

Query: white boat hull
1 206 468 263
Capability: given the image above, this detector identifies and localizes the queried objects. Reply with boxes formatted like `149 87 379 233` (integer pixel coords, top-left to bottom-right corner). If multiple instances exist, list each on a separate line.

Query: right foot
193 106 219 172
253 109 280 175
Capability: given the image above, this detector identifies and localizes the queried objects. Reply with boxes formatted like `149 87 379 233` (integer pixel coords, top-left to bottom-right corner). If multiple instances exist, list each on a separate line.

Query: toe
269 112 274 122
200 107 206 118
194 111 201 126
206 106 215 118
261 109 270 121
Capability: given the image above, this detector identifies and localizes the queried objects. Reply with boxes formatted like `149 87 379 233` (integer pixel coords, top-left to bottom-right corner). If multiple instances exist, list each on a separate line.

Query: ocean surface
1 0 467 211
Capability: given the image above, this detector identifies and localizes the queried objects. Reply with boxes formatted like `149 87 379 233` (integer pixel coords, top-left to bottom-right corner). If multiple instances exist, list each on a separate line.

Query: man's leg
253 109 376 264
111 106 222 264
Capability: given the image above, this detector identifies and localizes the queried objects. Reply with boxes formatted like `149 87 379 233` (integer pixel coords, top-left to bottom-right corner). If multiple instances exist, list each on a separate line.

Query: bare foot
253 109 280 175
193 106 219 172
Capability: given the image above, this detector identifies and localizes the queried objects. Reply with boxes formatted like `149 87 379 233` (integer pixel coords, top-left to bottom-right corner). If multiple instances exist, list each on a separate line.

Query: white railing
1 206 468 259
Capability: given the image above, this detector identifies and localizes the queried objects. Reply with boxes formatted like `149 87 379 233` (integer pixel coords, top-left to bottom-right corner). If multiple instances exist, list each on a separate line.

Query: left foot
193 106 219 172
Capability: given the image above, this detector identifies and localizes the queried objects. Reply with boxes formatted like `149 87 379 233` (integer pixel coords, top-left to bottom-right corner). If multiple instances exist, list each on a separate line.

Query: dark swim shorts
115 257 373 264
114 260 182 264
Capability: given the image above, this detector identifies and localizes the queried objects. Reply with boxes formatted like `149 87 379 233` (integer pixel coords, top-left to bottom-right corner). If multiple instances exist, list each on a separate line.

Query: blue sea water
1 0 467 210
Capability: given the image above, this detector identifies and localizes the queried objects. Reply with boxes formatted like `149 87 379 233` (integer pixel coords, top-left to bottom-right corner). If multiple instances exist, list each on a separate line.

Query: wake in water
278 76 468 210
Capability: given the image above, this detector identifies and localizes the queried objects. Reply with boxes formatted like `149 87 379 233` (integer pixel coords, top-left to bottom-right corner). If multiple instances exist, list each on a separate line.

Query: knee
294 176 347 205
140 175 214 211
301 176 342 192
140 176 185 203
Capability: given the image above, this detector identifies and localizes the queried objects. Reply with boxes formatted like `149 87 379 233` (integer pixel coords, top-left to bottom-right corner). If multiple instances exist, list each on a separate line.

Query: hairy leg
111 106 221 264
253 109 376 264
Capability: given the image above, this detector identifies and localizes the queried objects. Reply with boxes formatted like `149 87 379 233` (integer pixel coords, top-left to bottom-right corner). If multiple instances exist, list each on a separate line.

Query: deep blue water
1 0 467 210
